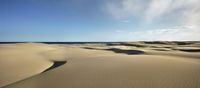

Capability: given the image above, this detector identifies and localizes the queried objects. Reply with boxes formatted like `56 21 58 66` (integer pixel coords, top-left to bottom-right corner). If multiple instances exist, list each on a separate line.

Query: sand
0 42 200 88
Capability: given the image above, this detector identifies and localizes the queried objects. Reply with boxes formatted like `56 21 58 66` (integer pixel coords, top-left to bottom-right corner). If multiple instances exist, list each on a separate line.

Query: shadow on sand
105 48 145 55
83 47 145 55
106 43 146 47
43 60 67 72
177 49 200 52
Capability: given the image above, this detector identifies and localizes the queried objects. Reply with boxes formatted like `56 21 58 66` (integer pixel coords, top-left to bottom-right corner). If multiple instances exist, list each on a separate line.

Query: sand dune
0 42 200 88
0 43 67 87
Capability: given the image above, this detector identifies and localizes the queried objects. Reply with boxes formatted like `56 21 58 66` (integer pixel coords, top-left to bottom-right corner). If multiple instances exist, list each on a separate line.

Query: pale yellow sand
0 43 66 87
0 42 200 88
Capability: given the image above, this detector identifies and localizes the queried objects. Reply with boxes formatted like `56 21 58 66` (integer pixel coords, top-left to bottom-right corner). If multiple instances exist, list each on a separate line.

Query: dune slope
0 43 66 87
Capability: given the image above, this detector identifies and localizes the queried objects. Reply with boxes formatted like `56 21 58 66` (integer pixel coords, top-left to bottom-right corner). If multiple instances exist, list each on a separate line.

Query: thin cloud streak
116 26 200 41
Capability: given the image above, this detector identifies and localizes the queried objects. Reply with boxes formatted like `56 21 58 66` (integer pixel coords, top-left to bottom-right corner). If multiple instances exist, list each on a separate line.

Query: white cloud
145 0 172 22
105 0 147 20
105 0 200 24
105 0 200 40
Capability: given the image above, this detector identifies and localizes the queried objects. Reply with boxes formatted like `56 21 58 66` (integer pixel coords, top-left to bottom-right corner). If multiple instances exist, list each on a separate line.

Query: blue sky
1 0 200 41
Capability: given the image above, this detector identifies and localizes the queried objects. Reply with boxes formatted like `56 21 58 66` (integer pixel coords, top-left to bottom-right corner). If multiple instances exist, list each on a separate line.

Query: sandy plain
0 42 200 88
